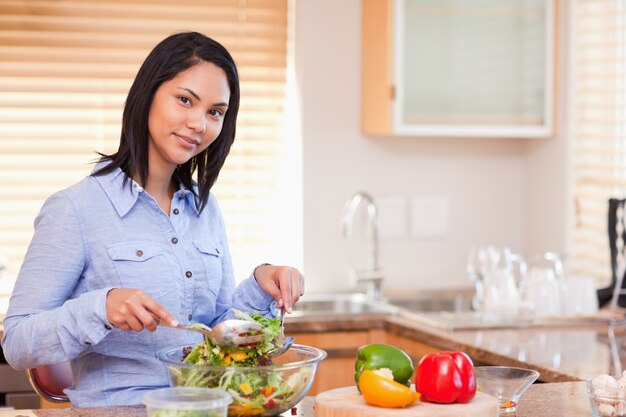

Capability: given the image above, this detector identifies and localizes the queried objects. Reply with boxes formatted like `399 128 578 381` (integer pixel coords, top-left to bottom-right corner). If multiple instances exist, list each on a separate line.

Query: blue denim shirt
1 164 276 406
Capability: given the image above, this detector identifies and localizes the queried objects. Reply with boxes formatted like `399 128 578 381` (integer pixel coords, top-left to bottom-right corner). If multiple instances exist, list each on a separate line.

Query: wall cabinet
361 0 557 138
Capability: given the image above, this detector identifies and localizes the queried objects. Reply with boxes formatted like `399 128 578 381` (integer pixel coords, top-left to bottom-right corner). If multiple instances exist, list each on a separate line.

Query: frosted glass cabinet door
360 0 556 138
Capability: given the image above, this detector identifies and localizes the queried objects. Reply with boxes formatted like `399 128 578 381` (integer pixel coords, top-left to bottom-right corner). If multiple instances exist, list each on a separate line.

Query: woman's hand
254 265 304 313
105 288 178 332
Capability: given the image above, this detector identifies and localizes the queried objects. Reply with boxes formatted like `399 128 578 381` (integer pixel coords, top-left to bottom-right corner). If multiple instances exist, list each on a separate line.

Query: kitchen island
0 381 593 416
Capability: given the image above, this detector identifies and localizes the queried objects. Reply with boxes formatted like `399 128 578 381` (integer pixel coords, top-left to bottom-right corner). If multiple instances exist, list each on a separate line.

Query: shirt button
173 208 180 215
188 314 192 321
136 249 143 257
185 271 193 278
171 237 178 244
104 324 112 330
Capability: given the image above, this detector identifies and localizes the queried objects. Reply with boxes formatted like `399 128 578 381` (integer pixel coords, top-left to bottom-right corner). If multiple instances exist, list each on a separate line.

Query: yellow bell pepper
229 403 265 417
358 369 420 408
230 351 248 362
239 383 253 395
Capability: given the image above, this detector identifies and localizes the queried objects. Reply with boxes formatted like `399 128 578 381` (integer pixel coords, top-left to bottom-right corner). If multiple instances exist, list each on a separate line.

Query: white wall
522 0 570 260
295 0 568 293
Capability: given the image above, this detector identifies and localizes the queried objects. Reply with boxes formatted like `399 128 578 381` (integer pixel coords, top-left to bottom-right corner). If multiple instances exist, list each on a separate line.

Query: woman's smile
174 133 200 149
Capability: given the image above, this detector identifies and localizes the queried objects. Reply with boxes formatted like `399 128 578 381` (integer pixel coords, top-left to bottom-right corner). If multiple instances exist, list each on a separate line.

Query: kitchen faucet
342 191 384 299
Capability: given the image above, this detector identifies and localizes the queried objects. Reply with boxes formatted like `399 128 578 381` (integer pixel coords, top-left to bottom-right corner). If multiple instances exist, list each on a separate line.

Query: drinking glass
466 245 491 311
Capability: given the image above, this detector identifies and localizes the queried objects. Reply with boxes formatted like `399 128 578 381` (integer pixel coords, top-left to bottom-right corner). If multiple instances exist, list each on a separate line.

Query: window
570 0 626 287
0 0 299 281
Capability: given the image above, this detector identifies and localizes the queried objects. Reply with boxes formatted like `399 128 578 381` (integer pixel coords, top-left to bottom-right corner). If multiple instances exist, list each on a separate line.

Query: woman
1 32 304 406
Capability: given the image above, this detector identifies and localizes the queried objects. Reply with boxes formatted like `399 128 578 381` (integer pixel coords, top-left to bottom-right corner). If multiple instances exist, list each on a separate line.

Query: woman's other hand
105 288 178 332
254 265 304 313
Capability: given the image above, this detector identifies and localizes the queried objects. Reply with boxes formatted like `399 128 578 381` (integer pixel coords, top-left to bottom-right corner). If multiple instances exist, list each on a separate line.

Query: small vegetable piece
239 383 253 395
414 351 477 404
354 343 414 390
230 351 249 362
500 400 517 409
358 369 419 408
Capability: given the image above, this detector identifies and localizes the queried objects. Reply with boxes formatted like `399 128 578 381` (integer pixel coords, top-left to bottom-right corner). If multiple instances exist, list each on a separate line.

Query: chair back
598 198 626 308
26 362 72 403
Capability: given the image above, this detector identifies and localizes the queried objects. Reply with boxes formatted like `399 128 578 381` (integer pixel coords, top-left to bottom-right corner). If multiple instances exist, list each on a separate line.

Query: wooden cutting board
315 386 499 417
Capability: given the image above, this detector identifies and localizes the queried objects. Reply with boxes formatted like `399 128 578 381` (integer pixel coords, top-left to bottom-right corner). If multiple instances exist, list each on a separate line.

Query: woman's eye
179 96 191 105
208 109 224 118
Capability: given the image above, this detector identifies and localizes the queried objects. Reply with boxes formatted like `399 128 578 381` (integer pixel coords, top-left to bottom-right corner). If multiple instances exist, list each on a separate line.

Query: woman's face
147 61 230 173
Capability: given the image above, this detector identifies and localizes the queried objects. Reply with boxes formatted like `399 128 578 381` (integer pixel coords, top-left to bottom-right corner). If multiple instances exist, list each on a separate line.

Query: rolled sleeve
231 275 277 317
60 287 116 348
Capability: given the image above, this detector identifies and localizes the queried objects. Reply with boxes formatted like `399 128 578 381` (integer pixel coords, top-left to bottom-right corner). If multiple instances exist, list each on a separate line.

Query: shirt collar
92 162 201 217
92 163 142 218
174 184 200 216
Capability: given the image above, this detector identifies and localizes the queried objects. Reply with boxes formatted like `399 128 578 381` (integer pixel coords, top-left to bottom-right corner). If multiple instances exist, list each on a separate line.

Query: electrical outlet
410 196 449 238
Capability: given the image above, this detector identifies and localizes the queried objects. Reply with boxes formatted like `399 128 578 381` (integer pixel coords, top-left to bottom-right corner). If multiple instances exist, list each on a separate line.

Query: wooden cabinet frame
361 0 558 138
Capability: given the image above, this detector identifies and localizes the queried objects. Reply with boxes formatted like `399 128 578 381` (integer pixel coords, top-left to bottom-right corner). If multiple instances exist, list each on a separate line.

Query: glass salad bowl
157 344 327 417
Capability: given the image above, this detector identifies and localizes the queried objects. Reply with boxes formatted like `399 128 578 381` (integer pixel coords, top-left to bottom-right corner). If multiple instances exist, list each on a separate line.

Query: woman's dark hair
93 31 240 212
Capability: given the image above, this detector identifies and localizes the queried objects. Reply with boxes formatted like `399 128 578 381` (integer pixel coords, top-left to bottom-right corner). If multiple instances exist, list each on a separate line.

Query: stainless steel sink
291 291 473 317
292 290 613 331
291 293 395 317
386 294 472 313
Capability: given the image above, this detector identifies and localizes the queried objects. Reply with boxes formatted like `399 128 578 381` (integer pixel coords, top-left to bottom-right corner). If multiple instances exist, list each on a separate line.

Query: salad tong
158 319 267 348
267 308 295 358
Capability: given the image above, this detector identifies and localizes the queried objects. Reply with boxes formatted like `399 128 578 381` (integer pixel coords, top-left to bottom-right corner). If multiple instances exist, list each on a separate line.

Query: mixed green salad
169 310 311 417
183 310 283 367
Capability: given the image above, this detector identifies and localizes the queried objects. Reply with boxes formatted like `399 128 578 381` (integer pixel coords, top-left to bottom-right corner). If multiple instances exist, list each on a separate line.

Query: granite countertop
0 382 593 416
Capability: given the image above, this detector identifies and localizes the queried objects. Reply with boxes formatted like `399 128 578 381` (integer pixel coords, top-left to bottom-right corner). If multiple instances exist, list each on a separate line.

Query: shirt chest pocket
193 241 223 296
106 242 176 300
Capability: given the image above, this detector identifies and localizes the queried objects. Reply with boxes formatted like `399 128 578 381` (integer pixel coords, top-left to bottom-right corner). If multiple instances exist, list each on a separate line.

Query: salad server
158 319 267 348
267 335 295 358
266 308 295 358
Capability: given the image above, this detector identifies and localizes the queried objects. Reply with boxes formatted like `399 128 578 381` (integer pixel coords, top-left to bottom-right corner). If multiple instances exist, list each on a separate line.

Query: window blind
571 0 626 287
0 0 290 280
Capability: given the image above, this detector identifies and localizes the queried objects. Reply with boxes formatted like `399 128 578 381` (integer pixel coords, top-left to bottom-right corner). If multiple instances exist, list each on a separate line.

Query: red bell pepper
414 351 476 404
